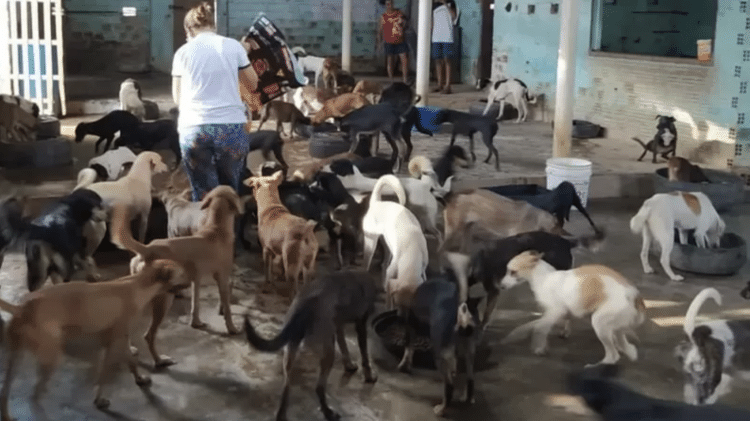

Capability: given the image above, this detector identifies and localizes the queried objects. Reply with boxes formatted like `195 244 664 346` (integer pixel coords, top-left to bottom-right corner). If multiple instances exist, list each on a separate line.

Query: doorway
478 0 494 82
150 0 216 73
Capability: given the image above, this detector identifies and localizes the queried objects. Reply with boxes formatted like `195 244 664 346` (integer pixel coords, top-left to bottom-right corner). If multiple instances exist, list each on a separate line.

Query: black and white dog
631 115 678 163
479 78 537 123
674 287 750 405
570 363 750 421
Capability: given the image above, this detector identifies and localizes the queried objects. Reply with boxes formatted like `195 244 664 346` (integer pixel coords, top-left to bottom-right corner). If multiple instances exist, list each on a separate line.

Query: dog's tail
75 168 98 190
243 299 317 352
629 200 652 234
567 228 607 253
110 203 150 257
370 175 406 207
524 89 537 105
684 288 722 340
630 137 648 149
552 181 599 233
407 155 433 179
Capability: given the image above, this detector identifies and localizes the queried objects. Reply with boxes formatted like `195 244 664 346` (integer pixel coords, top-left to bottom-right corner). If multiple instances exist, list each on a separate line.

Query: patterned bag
241 13 307 104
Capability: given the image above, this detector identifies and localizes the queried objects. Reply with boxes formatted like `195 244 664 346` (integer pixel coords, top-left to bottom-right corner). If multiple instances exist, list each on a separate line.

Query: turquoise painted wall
455 0 481 84
491 0 741 156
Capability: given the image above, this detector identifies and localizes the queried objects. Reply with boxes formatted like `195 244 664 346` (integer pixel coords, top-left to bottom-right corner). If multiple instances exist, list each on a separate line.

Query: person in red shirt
377 0 409 84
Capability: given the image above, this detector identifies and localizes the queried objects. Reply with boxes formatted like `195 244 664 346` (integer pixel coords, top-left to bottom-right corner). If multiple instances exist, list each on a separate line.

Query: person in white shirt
431 0 458 94
171 1 262 201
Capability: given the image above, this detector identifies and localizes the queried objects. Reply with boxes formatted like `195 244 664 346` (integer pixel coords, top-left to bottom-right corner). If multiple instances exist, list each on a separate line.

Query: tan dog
0 259 187 419
243 171 318 297
352 80 383 103
111 185 244 338
500 251 647 366
256 100 311 138
443 189 567 242
321 58 341 90
76 151 169 242
667 156 710 183
310 93 371 125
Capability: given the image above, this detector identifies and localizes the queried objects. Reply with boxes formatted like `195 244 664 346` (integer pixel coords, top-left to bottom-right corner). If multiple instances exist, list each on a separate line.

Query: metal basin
654 168 745 213
670 231 747 276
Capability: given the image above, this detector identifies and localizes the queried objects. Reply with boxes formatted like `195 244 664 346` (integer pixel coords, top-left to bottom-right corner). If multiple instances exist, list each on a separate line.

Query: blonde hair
184 1 215 36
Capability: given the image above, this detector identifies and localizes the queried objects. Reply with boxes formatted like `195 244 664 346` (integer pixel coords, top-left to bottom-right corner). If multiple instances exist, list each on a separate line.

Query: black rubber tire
468 101 500 120
36 115 60 140
308 132 351 159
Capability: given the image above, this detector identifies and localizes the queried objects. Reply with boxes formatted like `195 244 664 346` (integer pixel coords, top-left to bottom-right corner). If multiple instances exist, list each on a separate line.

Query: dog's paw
643 267 655 274
344 362 358 374
129 345 139 357
226 325 242 336
94 397 111 409
532 345 548 356
155 356 176 369
190 320 207 329
322 408 341 421
135 374 152 387
397 361 413 374
363 368 378 384
433 404 447 417
670 275 685 282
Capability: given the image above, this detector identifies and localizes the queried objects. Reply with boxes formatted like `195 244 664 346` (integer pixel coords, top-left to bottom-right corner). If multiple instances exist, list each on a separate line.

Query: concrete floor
1 197 749 421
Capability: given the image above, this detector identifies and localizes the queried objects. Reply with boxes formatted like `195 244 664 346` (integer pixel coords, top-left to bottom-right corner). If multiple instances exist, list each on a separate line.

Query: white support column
341 0 353 73
552 0 580 158
415 0 432 106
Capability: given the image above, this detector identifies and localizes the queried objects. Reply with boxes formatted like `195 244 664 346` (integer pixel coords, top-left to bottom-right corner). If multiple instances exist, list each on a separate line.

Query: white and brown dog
500 251 647 366
674 287 750 405
480 78 537 123
119 78 145 120
630 191 725 282
291 46 339 90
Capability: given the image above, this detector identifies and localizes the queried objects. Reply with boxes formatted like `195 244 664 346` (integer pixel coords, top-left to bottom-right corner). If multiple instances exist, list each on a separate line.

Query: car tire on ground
36 115 60 140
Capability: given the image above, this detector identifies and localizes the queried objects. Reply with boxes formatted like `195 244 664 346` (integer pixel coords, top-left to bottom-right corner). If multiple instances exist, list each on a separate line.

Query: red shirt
381 10 405 44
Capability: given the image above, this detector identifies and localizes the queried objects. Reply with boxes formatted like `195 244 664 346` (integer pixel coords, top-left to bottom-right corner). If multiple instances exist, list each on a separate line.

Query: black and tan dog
243 270 378 421
631 115 678 163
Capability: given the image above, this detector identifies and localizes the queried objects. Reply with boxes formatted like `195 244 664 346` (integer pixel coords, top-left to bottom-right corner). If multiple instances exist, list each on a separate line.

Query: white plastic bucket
545 158 593 208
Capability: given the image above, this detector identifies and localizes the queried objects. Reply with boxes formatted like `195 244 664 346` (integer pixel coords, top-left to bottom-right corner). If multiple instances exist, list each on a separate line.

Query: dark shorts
384 42 409 56
431 42 455 59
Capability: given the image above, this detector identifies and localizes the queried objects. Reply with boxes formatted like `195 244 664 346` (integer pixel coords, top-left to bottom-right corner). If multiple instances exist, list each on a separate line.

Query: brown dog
352 80 383 103
667 156 710 183
310 93 371 126
321 58 341 90
256 101 311 139
243 171 318 297
0 259 187 419
111 185 244 339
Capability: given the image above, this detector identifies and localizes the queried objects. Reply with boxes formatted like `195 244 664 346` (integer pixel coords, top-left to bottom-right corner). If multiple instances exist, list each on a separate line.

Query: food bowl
654 168 745 213
371 310 494 371
670 231 747 276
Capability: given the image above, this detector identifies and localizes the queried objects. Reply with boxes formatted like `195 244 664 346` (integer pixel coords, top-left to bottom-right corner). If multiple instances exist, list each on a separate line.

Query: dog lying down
569 364 750 421
243 270 378 421
0 259 188 419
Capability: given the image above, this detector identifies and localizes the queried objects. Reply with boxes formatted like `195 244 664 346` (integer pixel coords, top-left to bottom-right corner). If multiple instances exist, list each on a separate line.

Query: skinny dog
480 78 537 123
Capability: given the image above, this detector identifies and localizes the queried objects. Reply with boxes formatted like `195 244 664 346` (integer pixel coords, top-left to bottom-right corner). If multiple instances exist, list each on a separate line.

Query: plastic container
697 39 712 62
546 157 593 208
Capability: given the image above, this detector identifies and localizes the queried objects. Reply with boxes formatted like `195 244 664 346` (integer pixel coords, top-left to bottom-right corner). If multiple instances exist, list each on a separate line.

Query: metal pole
415 0 431 106
552 0 580 158
342 0 353 72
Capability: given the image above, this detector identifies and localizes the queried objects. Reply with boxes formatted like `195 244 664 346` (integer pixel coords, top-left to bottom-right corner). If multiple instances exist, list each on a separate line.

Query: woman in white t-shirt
171 2 261 201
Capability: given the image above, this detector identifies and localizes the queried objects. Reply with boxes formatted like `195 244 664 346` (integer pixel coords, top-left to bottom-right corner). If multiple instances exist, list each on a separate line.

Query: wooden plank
9 0 19 95
42 0 52 113
54 0 64 115
30 0 44 113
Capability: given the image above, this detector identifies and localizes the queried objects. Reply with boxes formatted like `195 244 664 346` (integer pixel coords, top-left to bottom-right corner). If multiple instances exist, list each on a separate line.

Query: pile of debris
0 94 40 143
0 95 69 169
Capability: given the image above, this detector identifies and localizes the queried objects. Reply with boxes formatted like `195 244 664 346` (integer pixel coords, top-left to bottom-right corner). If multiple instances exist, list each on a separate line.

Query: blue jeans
179 123 250 202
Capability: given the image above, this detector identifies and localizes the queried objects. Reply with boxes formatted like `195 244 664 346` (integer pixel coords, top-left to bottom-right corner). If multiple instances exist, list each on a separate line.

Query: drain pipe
415 0 432 106
342 0 353 73
552 0 580 158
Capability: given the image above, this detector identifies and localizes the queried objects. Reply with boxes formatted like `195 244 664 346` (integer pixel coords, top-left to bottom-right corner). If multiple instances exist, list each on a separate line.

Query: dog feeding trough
654 168 745 213
670 231 747 276
371 310 493 371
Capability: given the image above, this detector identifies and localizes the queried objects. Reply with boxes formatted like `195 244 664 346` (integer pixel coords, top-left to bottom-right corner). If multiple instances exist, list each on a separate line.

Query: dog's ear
270 170 284 184
655 115 662 120
229 194 244 215
199 195 214 210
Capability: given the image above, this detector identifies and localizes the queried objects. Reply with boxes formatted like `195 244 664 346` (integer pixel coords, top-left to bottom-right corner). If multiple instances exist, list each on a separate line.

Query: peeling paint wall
492 0 745 168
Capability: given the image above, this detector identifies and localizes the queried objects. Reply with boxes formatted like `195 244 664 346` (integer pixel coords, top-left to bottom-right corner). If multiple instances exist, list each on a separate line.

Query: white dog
481 78 537 123
362 175 427 369
500 250 647 366
119 78 145 120
630 191 725 282
291 46 337 90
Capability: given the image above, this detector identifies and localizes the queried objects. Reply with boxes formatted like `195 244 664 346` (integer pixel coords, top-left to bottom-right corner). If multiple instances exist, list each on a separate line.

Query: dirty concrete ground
0 197 749 421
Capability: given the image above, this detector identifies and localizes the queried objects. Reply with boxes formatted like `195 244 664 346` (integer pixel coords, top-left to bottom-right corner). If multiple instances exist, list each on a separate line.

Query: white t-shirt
432 4 455 43
172 32 251 129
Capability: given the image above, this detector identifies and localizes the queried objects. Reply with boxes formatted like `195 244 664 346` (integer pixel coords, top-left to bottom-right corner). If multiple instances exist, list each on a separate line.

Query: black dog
338 103 407 170
7 189 105 291
741 280 750 300
74 110 141 153
569 364 750 421
435 109 500 170
378 82 419 114
434 145 471 186
442 226 605 331
247 130 289 170
328 156 393 178
631 115 678 163
0 196 25 269
115 119 181 166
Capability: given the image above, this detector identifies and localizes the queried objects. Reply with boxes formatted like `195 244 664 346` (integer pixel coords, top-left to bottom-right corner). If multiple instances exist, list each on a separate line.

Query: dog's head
448 145 471 169
243 170 284 195
500 250 543 290
655 115 677 129
200 185 243 216
74 122 87 143
674 325 725 405
741 280 750 300
259 161 287 178
135 151 169 174
407 155 433 178
65 188 105 225
146 259 189 294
